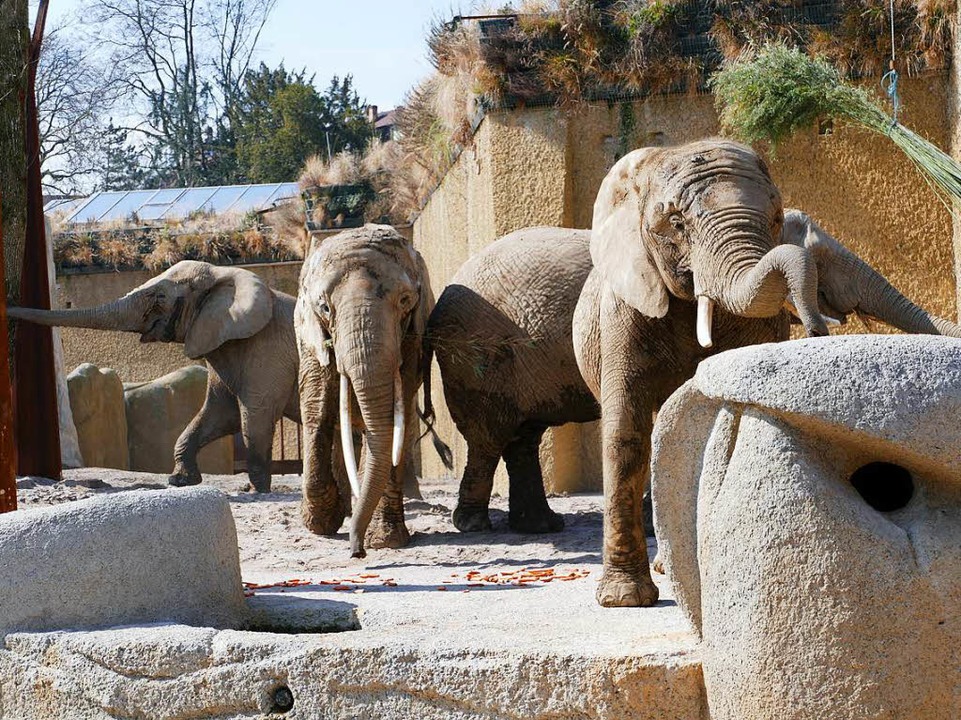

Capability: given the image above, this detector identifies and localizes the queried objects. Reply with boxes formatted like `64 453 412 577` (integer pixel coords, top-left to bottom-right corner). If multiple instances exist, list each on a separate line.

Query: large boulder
124 365 233 474
67 363 128 470
0 487 247 636
652 335 961 720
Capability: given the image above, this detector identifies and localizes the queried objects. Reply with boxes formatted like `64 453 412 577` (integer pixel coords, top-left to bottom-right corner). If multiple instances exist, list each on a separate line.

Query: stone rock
46 216 83 469
124 365 233 474
67 363 128 470
652 335 961 720
0 487 247 637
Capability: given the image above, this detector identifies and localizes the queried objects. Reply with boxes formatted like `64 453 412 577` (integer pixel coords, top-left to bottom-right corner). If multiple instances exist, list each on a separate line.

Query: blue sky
37 0 476 109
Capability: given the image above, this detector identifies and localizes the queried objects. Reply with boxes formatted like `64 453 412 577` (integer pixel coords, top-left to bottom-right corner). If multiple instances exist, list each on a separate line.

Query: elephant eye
318 302 331 318
669 213 685 232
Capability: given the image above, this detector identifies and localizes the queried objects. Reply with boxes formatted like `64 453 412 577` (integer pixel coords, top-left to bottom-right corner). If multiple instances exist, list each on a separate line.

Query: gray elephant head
592 138 828 346
296 225 432 558
782 210 961 337
8 260 274 359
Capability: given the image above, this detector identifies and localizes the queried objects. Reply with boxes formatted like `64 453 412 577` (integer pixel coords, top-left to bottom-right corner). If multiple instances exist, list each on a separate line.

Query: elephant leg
596 392 659 608
301 360 348 535
401 411 422 500
504 424 564 534
453 442 501 532
240 405 277 493
169 372 240 488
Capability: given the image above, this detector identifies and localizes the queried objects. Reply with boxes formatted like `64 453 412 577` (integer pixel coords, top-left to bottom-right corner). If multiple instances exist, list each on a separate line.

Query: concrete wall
413 74 959 493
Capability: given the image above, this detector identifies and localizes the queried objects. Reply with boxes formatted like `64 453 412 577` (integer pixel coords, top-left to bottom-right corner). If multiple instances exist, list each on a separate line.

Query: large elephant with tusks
295 225 436 558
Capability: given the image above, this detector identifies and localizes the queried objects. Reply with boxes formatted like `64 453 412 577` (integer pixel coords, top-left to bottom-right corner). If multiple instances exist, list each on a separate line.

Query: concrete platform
2 471 704 719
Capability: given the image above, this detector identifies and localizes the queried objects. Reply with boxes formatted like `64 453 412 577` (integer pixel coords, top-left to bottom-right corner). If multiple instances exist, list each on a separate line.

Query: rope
881 0 900 126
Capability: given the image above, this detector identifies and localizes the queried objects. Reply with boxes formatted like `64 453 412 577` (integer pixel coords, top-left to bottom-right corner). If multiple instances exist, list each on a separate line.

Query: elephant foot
247 474 272 493
596 569 660 608
452 504 493 533
168 469 202 487
366 516 410 550
301 501 347 536
508 507 565 534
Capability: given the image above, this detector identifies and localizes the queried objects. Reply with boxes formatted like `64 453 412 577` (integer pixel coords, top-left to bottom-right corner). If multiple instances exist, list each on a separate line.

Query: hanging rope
880 0 900 127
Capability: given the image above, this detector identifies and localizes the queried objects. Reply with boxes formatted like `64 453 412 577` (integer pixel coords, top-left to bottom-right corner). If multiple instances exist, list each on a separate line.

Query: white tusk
696 296 714 349
391 369 405 467
339 374 361 498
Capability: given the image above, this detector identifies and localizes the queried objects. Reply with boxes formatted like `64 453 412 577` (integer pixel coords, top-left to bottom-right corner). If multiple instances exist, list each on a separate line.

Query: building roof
375 109 399 130
48 182 299 225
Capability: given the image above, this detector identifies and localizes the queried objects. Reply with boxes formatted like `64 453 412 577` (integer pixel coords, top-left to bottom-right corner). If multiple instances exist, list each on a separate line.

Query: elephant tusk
696 296 715 349
392 369 405 468
783 294 842 327
339 374 361 498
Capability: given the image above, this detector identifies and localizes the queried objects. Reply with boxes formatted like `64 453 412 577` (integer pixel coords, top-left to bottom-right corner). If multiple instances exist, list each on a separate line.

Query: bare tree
35 28 120 193
82 0 276 186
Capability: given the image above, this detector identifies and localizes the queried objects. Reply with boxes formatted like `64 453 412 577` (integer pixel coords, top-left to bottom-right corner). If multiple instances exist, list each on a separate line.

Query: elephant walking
9 260 299 493
296 225 434 558
428 227 599 534
430 141 961 608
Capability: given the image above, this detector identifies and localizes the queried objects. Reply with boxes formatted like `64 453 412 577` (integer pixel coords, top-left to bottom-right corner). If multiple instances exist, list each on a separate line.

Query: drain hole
849 462 914 512
269 685 294 714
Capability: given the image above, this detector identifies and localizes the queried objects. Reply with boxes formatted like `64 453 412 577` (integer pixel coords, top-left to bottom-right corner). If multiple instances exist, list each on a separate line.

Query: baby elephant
9 260 298 493
296 225 434 558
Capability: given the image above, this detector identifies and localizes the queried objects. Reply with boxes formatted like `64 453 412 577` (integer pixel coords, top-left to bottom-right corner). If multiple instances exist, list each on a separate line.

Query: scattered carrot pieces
436 586 447 591
359 573 379 579
333 585 351 591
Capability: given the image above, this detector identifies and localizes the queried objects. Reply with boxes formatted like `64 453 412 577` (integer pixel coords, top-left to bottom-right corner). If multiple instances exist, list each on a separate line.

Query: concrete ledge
0 488 246 636
0 621 703 720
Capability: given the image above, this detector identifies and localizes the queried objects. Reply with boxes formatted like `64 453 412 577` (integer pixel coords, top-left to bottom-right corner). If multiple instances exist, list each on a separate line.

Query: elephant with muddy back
295 224 438 558
429 138 961 607
9 260 300 493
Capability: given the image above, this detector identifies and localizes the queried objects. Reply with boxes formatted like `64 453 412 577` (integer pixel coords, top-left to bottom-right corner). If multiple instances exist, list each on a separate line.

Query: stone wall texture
413 74 958 492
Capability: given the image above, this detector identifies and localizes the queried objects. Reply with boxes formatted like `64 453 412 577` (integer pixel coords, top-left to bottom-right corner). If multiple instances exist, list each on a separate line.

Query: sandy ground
15 469 695 659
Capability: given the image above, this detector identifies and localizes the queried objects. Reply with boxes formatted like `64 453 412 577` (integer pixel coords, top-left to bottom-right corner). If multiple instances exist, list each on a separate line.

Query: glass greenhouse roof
52 183 299 225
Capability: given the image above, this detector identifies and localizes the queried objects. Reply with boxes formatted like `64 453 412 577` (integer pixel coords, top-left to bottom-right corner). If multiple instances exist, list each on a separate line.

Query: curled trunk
694 208 828 340
710 245 827 339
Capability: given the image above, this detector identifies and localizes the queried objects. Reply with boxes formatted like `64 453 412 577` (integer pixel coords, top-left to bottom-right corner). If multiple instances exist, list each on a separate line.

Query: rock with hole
651 335 961 720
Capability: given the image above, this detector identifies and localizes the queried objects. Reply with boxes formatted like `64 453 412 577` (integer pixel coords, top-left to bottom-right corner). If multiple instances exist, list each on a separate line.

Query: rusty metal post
14 0 60 479
0 199 18 513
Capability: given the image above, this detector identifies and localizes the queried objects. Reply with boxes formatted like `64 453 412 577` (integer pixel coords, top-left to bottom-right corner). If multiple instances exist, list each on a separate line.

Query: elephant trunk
344 363 398 558
8 293 148 332
695 209 828 347
851 254 961 337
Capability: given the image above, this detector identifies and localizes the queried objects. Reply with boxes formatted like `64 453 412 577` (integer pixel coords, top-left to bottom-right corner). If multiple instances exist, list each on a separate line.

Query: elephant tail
416 404 454 471
418 328 454 470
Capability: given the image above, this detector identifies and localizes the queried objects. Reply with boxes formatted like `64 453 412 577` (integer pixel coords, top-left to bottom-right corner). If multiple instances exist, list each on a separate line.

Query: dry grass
383 0 956 217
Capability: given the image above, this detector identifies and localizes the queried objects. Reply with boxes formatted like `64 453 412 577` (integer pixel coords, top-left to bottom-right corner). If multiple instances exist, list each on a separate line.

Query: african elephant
431 140 961 605
573 138 961 608
296 224 434 558
429 227 598 534
8 260 297 493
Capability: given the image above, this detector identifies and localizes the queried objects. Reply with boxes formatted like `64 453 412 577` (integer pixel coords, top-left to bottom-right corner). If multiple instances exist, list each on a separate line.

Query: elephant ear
590 147 669 318
184 267 274 359
294 293 331 366
411 248 434 349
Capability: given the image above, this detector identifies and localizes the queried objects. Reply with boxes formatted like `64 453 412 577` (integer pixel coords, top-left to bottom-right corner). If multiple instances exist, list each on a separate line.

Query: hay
713 42 961 212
